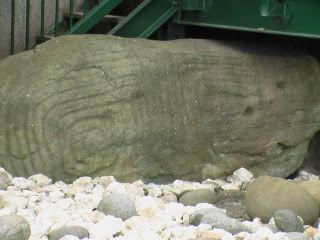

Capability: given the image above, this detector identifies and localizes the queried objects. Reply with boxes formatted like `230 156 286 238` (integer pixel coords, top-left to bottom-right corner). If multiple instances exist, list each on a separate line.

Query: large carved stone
0 35 319 183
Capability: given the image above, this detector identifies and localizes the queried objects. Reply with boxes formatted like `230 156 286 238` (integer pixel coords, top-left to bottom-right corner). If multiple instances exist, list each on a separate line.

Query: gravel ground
0 167 319 240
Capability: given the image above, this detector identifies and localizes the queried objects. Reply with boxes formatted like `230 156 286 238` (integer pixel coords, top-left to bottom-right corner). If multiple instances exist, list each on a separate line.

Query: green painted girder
176 0 320 39
109 0 179 38
68 0 123 34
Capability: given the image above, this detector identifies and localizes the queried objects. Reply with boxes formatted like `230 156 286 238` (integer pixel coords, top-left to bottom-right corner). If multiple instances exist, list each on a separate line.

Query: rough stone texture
0 168 12 190
97 192 137 220
215 190 250 221
274 209 304 233
178 189 217 206
0 214 31 240
245 176 319 225
0 35 320 182
299 180 320 205
48 225 89 240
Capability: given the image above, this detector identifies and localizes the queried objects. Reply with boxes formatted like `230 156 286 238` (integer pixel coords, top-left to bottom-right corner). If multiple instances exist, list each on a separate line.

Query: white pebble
93 176 116 187
72 177 94 193
58 236 80 240
90 215 124 239
106 182 127 194
12 177 35 190
29 174 52 187
231 167 254 182
136 196 161 218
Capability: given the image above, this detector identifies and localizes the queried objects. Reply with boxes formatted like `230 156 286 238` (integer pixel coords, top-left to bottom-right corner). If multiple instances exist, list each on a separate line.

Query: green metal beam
68 0 123 34
110 0 179 38
176 0 320 39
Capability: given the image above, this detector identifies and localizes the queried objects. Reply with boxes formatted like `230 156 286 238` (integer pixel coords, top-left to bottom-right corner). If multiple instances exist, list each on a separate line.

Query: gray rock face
48 225 89 240
0 35 320 182
97 192 137 220
245 176 319 225
189 207 250 234
0 214 31 240
274 209 304 233
178 189 217 206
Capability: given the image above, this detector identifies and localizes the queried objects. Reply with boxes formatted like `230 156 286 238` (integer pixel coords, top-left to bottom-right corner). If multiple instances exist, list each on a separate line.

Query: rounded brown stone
245 176 319 225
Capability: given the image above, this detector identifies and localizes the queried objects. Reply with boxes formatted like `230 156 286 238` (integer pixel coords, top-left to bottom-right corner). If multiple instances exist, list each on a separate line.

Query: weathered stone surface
178 189 217 206
216 190 250 221
0 168 12 190
48 225 89 240
245 176 319 225
274 209 304 233
0 214 31 240
97 192 137 220
0 35 320 182
299 180 320 205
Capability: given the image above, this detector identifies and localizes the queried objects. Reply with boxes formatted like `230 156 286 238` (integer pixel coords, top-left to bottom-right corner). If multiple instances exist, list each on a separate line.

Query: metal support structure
83 0 89 18
177 0 320 39
25 0 30 50
7 0 320 57
69 0 74 30
181 0 212 11
68 0 123 34
110 0 179 38
40 0 45 38
10 0 15 55
55 0 60 36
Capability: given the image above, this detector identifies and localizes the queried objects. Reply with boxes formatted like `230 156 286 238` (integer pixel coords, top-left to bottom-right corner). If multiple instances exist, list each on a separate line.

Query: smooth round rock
299 181 320 205
274 209 304 232
178 189 217 206
0 214 31 240
245 176 319 225
97 192 137 220
48 225 89 240
190 207 250 234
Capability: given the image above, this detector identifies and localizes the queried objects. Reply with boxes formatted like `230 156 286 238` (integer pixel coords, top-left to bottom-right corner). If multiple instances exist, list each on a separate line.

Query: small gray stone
189 207 250 234
48 225 89 240
274 209 304 233
178 189 217 206
97 192 137 220
285 232 309 240
0 214 31 240
189 207 227 225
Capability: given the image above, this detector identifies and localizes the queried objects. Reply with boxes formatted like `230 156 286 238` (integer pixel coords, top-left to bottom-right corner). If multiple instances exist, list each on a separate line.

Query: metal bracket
261 0 292 28
181 0 213 12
